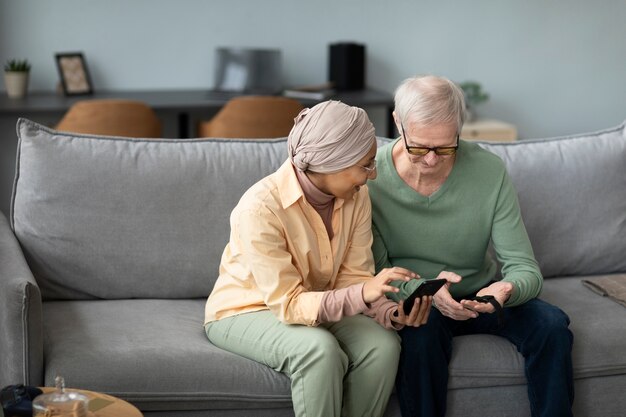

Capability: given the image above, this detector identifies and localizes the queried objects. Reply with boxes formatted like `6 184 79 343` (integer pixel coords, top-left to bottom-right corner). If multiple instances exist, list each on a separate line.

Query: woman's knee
296 331 349 375
368 329 402 369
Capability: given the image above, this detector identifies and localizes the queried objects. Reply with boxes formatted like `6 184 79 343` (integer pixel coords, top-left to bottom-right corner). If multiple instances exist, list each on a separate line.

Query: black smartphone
402 279 447 315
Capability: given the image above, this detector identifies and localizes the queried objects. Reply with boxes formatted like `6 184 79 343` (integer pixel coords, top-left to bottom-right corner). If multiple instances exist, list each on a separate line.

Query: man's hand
460 281 513 313
431 271 479 320
393 295 432 327
363 267 419 304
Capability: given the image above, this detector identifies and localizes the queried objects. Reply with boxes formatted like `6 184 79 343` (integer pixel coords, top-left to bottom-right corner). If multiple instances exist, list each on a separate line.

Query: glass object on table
32 376 89 417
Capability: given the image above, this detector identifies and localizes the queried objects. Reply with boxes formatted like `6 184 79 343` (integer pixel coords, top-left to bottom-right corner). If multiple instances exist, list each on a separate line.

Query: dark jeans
396 298 574 417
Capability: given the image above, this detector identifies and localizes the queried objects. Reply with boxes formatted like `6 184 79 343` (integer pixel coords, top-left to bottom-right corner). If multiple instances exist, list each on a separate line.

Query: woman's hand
362 267 418 304
393 295 432 327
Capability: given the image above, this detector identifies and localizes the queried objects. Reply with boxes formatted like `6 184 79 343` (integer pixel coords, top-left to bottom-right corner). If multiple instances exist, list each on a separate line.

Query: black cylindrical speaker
328 42 365 91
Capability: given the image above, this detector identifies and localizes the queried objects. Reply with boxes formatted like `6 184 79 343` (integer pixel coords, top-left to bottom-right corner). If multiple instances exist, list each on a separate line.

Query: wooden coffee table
40 387 143 417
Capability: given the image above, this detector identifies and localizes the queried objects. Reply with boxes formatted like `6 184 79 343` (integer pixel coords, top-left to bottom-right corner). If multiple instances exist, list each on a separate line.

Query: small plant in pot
4 59 31 99
459 81 489 122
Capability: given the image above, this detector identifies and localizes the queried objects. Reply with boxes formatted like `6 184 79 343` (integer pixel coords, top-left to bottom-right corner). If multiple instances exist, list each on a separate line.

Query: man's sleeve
492 173 543 306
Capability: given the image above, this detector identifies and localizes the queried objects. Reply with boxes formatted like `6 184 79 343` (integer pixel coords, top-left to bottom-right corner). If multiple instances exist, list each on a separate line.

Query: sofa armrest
0 211 43 387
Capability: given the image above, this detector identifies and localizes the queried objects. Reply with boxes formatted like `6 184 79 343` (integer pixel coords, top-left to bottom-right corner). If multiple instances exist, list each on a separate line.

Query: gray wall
1 0 625 139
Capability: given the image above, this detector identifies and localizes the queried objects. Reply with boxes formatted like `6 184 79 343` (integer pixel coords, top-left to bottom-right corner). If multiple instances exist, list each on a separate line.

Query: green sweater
368 139 542 307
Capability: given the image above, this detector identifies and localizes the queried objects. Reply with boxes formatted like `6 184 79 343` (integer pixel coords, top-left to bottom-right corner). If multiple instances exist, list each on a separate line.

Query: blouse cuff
364 298 404 330
317 283 368 323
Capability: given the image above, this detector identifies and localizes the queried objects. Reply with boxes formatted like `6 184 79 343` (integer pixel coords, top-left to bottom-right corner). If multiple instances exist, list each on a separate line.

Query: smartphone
402 279 447 315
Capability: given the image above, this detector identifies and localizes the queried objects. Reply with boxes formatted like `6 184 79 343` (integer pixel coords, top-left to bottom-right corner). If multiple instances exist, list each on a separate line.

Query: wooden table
39 387 143 417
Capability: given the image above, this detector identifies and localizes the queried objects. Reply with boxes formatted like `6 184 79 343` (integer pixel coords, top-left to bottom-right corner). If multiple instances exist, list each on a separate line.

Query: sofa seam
19 117 289 145
10 121 23 231
117 393 291 400
21 281 30 385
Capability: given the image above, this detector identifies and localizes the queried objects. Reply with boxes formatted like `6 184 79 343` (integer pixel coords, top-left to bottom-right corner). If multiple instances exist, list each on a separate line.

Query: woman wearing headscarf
204 100 431 417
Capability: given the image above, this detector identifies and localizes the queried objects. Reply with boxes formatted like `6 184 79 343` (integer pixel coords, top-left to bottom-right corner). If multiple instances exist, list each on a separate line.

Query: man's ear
392 111 402 136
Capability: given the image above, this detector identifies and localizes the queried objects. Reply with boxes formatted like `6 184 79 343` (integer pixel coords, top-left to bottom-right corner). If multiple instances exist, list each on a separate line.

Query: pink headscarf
287 100 376 173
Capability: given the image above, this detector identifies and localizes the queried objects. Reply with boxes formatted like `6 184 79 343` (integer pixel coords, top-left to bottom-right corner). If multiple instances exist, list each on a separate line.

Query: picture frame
55 52 93 96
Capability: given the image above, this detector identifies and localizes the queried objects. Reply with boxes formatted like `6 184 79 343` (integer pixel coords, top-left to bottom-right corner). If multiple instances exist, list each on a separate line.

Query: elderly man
368 76 574 417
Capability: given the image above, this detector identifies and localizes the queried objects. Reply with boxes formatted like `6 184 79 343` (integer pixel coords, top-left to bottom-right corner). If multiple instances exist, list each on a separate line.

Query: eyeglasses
355 159 377 175
400 122 459 156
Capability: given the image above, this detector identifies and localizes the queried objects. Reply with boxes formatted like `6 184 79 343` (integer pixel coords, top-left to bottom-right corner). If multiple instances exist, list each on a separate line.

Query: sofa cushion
539 274 626 379
478 121 626 278
41 299 293 411
12 119 288 300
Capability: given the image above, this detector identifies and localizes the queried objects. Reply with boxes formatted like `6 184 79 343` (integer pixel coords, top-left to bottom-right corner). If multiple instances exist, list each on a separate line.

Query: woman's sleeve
317 283 368 323
317 284 403 330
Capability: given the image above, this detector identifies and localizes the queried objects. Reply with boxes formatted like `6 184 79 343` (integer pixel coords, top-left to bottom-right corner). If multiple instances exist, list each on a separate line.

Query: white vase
4 71 29 98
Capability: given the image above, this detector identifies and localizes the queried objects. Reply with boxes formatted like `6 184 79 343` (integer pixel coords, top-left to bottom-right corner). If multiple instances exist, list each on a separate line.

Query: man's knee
522 300 573 349
541 306 573 346
400 310 446 352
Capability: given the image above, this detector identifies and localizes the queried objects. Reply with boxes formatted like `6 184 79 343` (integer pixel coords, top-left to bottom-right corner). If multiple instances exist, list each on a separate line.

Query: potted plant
459 81 489 122
4 59 31 98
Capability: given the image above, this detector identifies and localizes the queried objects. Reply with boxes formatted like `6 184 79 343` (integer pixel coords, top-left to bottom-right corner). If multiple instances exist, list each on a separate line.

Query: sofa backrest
478 121 626 278
12 119 626 301
12 119 287 300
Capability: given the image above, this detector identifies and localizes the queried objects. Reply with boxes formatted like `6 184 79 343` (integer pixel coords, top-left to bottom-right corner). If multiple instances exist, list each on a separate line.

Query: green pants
205 310 400 417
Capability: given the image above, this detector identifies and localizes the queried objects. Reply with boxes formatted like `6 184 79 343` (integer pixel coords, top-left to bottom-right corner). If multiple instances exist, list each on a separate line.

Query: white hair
394 75 466 134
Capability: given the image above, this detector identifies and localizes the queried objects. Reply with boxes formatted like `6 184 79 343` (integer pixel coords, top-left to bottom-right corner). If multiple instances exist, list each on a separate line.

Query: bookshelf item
283 83 336 100
461 119 517 142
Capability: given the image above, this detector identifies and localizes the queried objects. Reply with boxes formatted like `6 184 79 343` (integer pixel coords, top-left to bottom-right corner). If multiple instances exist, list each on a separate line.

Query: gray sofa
1 118 625 417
